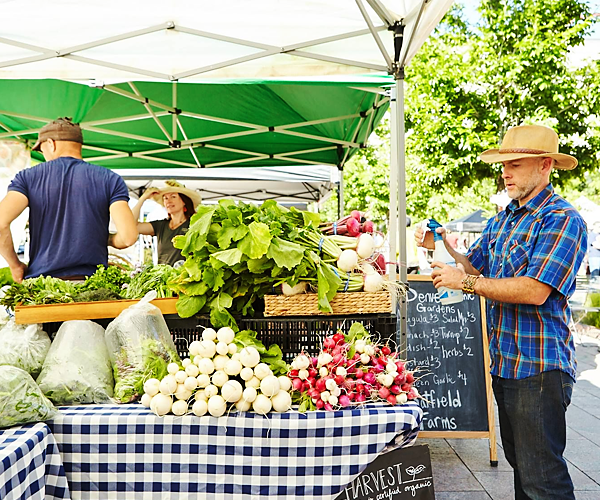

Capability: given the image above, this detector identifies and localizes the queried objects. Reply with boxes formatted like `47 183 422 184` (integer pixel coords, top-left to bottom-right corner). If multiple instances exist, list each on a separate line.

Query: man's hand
431 261 466 291
414 223 445 251
10 261 27 283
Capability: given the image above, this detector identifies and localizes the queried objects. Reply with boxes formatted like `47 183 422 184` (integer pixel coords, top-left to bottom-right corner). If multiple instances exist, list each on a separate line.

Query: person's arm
0 191 29 282
108 200 138 249
131 188 160 237
431 264 552 305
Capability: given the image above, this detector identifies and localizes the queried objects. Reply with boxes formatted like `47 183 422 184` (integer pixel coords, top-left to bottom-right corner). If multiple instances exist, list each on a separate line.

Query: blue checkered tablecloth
47 402 422 500
0 422 71 500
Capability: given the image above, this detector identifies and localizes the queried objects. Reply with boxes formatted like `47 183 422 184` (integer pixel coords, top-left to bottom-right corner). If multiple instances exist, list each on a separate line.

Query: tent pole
394 74 408 352
337 166 344 219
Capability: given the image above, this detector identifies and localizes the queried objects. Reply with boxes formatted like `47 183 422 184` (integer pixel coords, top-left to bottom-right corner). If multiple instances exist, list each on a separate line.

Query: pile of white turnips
141 326 292 417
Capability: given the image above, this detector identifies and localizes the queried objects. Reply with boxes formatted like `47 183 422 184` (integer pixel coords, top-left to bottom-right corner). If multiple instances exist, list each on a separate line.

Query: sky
460 1 600 38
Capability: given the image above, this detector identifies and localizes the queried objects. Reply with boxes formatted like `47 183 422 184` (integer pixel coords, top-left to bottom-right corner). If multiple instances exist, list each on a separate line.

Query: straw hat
151 180 202 208
480 125 577 170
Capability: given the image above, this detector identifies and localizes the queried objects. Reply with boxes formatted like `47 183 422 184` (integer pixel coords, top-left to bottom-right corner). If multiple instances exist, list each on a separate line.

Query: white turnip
239 346 260 368
271 390 292 413
221 380 243 403
207 395 227 417
172 400 188 416
192 399 208 416
216 327 235 344
356 233 375 259
337 249 359 272
252 394 272 415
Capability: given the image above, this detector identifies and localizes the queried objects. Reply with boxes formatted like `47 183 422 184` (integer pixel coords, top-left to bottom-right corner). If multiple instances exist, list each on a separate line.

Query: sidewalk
419 332 600 499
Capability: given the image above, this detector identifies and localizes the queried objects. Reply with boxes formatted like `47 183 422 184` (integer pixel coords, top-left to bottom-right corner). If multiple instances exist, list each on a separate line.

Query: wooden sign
406 276 497 465
335 445 434 500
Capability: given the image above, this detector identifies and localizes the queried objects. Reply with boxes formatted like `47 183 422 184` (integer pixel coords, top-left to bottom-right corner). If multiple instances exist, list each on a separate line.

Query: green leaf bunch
170 199 341 329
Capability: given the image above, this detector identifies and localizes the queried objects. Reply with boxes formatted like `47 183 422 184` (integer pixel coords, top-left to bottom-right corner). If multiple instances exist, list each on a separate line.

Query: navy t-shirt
8 157 129 278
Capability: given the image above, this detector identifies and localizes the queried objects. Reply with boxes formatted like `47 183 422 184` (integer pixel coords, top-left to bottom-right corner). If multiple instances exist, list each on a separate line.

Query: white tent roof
120 165 336 204
0 0 454 82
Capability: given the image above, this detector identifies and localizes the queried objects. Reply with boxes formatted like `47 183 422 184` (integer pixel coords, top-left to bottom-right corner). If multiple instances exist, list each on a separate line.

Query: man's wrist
462 274 480 294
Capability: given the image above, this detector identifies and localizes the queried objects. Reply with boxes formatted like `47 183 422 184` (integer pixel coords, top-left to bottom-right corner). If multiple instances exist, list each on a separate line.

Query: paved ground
418 331 600 499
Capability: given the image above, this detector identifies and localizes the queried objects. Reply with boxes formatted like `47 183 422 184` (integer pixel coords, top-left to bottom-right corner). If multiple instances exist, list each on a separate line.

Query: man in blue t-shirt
0 117 138 282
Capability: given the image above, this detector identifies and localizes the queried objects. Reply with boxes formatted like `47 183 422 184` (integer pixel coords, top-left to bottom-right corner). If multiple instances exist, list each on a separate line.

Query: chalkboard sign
405 276 497 462
335 445 434 500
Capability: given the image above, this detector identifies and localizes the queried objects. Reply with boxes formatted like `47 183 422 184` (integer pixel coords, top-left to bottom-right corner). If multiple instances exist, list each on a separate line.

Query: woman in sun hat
415 124 586 499
132 180 201 266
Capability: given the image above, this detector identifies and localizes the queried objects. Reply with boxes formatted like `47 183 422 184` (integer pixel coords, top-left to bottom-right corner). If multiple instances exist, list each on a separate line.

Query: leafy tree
323 0 600 224
405 0 600 200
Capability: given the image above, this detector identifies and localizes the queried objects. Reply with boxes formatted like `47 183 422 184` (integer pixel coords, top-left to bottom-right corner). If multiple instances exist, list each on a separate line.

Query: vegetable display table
46 403 422 500
0 422 70 500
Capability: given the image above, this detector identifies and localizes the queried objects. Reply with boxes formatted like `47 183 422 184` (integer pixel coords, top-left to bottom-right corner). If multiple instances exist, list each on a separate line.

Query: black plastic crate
166 314 398 363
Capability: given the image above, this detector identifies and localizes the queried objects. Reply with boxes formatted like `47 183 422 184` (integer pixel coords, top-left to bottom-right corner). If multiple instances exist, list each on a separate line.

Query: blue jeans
492 370 575 500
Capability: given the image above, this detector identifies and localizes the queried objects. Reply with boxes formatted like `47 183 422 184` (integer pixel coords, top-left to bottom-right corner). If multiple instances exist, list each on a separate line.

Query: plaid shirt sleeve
525 211 587 297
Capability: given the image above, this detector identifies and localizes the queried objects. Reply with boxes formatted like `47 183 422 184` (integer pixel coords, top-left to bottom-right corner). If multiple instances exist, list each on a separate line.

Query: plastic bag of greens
36 320 114 405
0 320 51 378
0 365 57 428
105 291 180 403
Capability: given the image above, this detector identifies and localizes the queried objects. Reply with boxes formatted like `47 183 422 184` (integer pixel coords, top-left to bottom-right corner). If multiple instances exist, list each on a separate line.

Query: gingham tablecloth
0 422 71 500
47 402 422 500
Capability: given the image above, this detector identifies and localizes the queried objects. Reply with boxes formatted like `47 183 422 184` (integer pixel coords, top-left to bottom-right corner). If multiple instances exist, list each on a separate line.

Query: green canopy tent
0 77 390 172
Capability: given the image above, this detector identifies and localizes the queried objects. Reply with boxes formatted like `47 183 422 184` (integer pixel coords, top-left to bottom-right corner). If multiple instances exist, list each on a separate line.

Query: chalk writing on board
335 445 434 500
406 280 489 433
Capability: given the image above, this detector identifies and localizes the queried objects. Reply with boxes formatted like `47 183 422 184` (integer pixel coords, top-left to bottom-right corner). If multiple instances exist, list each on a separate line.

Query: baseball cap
32 117 84 152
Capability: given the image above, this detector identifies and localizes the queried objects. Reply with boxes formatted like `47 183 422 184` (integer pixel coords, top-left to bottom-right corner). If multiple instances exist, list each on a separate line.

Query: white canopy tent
121 165 336 206
0 0 455 332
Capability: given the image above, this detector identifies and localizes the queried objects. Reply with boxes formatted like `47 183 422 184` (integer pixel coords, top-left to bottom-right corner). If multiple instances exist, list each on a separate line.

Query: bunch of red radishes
288 326 418 411
321 210 375 236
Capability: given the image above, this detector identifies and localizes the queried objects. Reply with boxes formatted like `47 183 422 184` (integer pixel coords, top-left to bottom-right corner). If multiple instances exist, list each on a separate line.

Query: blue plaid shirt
467 184 586 380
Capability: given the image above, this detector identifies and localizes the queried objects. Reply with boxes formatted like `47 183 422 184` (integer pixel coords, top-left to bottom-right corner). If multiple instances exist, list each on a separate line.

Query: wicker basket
263 291 393 317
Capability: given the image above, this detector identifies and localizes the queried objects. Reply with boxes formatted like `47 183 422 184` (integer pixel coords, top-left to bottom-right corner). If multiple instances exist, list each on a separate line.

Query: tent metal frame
0 0 455 339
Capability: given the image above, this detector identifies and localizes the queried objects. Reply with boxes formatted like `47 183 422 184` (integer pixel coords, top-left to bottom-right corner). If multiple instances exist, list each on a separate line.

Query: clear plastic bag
0 320 51 378
0 365 57 429
105 291 180 403
36 320 114 405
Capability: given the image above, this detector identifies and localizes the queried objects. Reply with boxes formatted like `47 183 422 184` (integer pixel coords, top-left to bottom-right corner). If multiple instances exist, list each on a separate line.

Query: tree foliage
323 0 600 224
405 0 600 196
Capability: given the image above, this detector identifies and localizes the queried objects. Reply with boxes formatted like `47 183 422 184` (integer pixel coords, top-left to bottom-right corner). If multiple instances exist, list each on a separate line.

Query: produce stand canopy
0 0 454 170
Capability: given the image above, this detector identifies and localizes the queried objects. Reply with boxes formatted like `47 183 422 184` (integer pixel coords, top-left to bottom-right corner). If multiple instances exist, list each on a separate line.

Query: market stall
0 2 454 499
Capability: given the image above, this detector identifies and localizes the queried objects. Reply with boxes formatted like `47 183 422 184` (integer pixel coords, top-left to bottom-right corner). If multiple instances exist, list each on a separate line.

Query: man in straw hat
416 124 586 499
0 117 138 282
128 180 201 266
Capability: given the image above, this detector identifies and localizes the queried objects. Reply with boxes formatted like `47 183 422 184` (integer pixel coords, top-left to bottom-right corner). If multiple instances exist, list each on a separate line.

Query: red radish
316 399 325 409
394 373 406 385
333 333 345 344
378 387 390 399
396 361 405 373
289 369 299 377
381 346 391 356
309 388 320 399
348 392 356 401
363 372 376 385
302 381 311 392
311 357 318 367
356 393 367 403
356 383 365 394
401 383 411 392
355 369 364 379
334 375 345 385
308 368 318 378
386 394 397 405
351 210 361 220
292 378 303 391
315 378 327 392
338 395 351 407
346 218 361 237
323 337 336 349
362 220 374 233
324 403 334 411
374 253 386 274
307 377 316 387
405 372 415 384
390 384 402 395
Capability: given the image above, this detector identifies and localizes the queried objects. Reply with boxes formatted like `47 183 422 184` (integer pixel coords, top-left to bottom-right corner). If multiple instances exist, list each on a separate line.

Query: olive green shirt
150 218 190 266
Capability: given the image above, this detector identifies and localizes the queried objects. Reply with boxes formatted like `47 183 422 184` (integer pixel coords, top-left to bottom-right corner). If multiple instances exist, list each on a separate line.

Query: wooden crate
263 291 393 317
14 297 179 324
